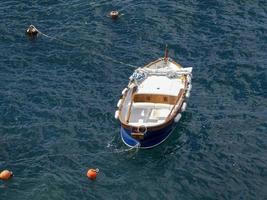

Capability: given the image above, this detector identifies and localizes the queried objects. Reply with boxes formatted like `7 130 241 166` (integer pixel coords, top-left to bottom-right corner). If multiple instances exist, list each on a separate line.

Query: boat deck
137 75 184 96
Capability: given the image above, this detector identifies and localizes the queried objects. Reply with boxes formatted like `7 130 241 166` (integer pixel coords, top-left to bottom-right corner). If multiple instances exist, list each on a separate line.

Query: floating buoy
87 168 99 180
0 170 13 181
109 11 119 19
26 25 39 37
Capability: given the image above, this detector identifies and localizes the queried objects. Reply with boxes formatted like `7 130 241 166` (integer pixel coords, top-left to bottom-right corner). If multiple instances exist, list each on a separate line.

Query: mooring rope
112 142 140 153
2 141 141 165
29 25 138 68
30 25 77 47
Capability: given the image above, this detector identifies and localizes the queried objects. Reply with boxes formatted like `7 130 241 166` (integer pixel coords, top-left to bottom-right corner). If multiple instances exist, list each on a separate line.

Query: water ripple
1 0 267 199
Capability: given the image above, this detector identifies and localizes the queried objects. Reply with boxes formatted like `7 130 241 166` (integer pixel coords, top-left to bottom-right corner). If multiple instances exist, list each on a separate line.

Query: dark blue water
1 0 267 199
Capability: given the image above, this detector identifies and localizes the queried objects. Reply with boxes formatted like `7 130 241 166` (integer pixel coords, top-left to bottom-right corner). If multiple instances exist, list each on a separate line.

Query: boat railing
142 58 162 69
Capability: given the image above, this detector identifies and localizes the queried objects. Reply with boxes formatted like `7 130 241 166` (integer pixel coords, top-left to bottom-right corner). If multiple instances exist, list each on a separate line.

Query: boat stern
120 127 141 148
120 122 175 149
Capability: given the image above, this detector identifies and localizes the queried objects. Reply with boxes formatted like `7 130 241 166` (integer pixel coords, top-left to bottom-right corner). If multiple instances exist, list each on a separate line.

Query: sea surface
0 0 266 199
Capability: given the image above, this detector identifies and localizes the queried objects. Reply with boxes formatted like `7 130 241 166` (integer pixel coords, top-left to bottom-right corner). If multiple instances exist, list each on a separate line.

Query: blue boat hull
120 122 176 148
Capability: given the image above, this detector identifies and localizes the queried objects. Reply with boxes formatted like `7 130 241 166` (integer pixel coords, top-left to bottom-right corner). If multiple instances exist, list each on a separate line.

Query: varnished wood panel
133 94 178 105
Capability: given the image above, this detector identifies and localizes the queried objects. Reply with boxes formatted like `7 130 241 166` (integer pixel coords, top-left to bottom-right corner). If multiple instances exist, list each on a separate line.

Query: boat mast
164 44 168 64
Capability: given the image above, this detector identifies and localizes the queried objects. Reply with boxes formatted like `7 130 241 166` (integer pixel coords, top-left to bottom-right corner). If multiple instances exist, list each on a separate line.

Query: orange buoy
109 11 119 19
86 168 99 180
0 170 13 181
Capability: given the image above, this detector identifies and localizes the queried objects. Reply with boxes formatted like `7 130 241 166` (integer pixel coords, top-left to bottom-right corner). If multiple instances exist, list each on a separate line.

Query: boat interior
118 58 190 127
120 91 183 127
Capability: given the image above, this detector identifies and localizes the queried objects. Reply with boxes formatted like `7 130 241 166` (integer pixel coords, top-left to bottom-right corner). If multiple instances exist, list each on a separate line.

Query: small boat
115 46 193 148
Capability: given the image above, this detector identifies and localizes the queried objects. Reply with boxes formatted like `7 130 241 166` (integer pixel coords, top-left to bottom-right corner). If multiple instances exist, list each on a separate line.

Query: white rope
30 25 77 47
3 141 141 165
28 25 138 68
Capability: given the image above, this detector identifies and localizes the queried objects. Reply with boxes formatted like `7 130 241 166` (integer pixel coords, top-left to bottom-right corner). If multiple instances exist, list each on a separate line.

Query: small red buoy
86 168 99 180
109 11 119 20
0 170 13 181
